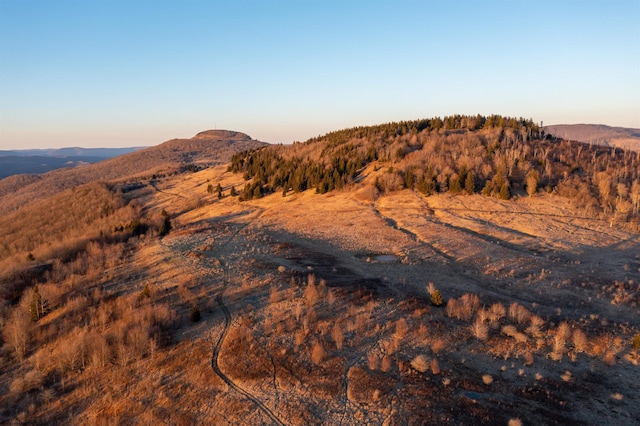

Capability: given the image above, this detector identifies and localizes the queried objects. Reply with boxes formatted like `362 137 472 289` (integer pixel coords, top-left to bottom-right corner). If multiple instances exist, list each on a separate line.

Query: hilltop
0 130 267 214
0 117 638 425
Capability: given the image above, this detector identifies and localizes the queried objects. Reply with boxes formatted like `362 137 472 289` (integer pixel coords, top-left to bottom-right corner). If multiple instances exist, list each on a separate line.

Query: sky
1 0 639 149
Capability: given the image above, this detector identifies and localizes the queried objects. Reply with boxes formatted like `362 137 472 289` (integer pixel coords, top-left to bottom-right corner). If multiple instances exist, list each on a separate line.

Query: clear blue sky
1 0 639 149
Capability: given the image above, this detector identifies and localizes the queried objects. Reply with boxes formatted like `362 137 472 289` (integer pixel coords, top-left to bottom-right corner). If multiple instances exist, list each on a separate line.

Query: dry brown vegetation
0 130 266 215
1 126 639 425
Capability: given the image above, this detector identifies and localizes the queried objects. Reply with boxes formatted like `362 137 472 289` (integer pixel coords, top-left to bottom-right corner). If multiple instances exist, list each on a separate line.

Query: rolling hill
0 117 638 425
0 130 268 215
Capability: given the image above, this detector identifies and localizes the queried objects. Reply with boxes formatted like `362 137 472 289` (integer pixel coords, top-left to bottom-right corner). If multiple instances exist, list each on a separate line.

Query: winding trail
207 221 286 426
210 277 284 425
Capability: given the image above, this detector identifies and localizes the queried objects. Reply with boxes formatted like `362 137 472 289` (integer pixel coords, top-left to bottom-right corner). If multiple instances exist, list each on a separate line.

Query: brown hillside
0 130 267 215
1 120 638 425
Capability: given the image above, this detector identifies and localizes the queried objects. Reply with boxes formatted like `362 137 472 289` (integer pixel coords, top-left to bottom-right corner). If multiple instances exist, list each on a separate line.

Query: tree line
228 114 639 226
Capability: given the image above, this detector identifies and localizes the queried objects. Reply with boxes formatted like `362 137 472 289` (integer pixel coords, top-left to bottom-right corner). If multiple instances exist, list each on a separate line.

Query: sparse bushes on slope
227 114 639 227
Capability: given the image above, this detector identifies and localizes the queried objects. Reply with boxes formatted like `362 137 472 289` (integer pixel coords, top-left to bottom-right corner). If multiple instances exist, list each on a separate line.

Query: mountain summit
191 130 253 141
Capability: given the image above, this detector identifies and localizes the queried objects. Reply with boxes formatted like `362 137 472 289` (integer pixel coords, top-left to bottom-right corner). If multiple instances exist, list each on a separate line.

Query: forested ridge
229 114 639 226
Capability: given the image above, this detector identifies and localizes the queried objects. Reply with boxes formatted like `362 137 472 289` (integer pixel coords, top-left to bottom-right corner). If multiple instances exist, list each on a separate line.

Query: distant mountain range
544 124 640 152
0 147 146 158
0 147 147 180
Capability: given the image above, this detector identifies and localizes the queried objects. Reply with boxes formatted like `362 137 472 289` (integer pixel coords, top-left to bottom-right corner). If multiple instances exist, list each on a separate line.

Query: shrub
471 317 489 341
304 274 319 307
331 322 344 350
395 318 409 340
158 209 171 236
632 334 640 350
311 341 325 365
140 283 151 299
430 358 440 375
572 329 588 352
482 374 493 385
367 352 379 371
488 303 506 322
508 303 531 324
430 290 443 306
380 355 392 372
445 299 457 318
526 315 545 337
410 355 429 373
190 304 201 322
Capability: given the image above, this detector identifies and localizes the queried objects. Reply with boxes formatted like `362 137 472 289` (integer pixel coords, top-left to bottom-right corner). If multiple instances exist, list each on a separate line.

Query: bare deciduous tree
4 308 31 360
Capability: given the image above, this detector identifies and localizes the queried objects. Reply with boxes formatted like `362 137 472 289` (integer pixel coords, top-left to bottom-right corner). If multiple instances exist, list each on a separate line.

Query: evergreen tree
216 183 223 199
417 169 436 196
253 185 262 199
190 304 201 322
481 180 493 196
526 169 538 197
229 186 237 197
499 182 511 200
430 290 443 307
140 283 151 299
449 175 461 194
159 209 171 236
465 171 475 194
404 167 416 190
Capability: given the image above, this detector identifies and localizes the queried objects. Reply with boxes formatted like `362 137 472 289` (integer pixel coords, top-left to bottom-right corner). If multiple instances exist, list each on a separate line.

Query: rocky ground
137 165 639 425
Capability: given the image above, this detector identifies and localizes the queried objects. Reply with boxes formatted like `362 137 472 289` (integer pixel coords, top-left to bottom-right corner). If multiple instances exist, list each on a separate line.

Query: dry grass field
1 128 639 425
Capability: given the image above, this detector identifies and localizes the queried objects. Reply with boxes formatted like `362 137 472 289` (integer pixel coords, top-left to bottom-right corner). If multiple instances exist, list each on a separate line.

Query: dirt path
210 266 285 426
198 213 285 426
158 207 285 425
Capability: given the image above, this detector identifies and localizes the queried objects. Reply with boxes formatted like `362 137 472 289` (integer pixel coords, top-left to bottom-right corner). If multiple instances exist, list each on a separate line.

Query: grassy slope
0 130 267 215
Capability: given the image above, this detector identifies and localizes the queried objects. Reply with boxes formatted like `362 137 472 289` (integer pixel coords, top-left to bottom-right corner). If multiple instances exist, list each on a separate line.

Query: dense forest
229 114 640 227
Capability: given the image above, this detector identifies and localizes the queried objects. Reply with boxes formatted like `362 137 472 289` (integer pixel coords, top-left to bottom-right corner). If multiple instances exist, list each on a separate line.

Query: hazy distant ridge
0 147 146 158
544 124 640 151
0 147 148 180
